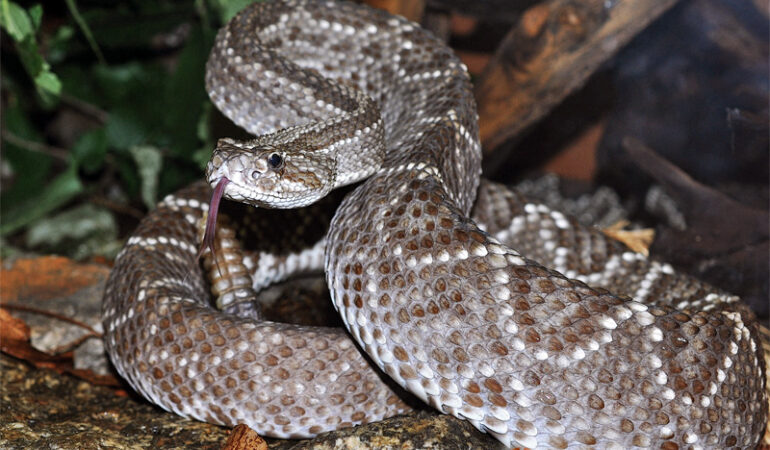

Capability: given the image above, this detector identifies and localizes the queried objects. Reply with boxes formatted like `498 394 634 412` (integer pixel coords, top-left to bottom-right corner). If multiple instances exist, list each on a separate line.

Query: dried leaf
0 307 30 342
602 220 655 256
0 256 109 302
0 307 69 368
223 424 268 450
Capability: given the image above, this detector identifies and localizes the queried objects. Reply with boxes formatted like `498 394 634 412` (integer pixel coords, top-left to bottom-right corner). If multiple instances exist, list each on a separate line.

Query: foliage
0 0 246 259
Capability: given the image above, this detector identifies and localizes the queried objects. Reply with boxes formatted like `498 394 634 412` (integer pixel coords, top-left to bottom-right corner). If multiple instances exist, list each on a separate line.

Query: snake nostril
250 169 260 180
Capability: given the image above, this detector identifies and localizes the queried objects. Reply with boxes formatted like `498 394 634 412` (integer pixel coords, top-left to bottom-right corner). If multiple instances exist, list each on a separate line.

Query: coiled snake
102 0 768 447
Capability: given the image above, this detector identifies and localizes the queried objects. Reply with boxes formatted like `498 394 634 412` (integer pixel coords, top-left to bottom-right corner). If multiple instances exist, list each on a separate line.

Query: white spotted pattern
102 1 768 448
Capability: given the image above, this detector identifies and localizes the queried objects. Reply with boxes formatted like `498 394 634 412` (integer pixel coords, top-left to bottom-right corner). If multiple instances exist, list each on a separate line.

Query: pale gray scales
102 0 768 448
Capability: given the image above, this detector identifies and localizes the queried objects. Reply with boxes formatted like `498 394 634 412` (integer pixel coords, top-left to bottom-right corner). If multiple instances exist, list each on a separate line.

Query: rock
0 353 228 449
0 353 501 449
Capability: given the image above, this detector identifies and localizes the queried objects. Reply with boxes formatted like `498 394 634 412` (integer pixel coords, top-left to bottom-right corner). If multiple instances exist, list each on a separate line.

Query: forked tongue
197 178 230 270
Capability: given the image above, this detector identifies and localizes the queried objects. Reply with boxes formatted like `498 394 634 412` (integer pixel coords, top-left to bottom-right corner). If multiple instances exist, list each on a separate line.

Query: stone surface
281 411 504 449
0 354 228 449
0 353 501 449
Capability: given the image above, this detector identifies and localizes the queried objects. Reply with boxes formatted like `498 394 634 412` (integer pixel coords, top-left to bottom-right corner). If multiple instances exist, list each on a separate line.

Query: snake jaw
206 140 274 203
206 138 337 209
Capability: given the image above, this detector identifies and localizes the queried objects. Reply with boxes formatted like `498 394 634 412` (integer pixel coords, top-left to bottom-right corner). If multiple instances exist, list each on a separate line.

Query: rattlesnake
102 0 767 447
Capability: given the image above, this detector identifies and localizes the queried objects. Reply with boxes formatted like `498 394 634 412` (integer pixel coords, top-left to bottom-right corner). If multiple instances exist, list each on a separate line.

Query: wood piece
475 0 679 164
595 0 768 199
542 119 604 181
622 136 769 250
623 137 769 316
364 0 426 23
425 0 531 22
754 0 769 19
421 9 451 43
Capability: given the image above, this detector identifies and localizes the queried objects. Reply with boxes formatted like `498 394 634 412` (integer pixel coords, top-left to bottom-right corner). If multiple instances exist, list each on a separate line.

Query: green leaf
34 70 61 97
92 62 150 104
0 102 52 212
164 25 213 157
15 37 44 79
85 5 195 50
114 153 140 199
0 237 23 259
27 4 41 30
192 146 212 169
2 2 62 108
196 101 212 143
0 165 84 235
56 65 91 102
0 1 33 41
71 128 108 173
215 0 255 23
105 108 147 150
193 102 215 169
47 25 75 64
158 159 200 196
94 62 166 150
129 145 162 209
26 203 119 260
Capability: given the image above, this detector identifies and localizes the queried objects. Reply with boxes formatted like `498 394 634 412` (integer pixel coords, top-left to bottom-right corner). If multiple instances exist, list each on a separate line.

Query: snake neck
205 90 385 209
204 0 480 213
206 5 389 208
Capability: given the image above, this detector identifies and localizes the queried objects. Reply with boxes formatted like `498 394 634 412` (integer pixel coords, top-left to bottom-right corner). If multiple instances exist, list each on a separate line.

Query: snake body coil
103 1 767 447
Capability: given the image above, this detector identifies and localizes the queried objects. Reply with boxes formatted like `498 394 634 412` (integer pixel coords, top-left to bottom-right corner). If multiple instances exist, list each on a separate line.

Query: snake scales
102 0 768 447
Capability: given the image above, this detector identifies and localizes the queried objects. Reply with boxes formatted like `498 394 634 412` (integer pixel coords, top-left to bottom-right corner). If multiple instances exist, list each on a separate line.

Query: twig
1 129 70 161
59 93 109 124
1 302 102 338
64 0 107 65
49 332 102 355
88 195 146 219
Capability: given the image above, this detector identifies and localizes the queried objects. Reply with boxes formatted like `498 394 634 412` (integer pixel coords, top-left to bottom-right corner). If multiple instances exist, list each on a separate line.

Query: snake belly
103 0 768 448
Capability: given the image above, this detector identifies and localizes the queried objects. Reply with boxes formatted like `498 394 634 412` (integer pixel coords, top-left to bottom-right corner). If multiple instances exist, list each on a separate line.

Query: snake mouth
197 177 230 264
205 150 280 207
209 176 267 205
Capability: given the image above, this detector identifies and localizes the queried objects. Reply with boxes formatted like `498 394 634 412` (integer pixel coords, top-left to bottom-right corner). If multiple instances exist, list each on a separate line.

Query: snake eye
267 153 283 170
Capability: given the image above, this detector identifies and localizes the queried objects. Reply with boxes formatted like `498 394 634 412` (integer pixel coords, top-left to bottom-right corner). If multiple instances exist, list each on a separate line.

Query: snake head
206 137 336 208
